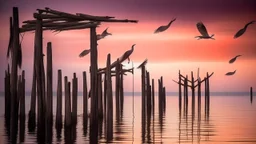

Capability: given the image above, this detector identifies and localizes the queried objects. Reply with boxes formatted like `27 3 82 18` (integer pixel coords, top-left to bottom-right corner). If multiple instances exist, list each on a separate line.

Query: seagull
195 22 215 40
234 21 255 39
137 59 148 69
97 27 112 40
79 49 90 57
229 55 242 64
154 18 176 34
119 44 135 64
225 70 236 76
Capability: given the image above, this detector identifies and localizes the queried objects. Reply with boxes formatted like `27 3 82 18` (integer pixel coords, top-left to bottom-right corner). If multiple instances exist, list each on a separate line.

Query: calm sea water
0 94 256 143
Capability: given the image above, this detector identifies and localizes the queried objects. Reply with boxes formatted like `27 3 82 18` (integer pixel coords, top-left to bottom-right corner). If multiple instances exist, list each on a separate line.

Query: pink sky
0 0 256 92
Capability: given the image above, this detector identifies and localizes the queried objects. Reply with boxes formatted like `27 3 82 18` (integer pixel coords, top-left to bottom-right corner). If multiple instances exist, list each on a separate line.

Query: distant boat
195 22 215 40
154 18 176 34
229 55 241 64
234 21 255 39
225 70 236 76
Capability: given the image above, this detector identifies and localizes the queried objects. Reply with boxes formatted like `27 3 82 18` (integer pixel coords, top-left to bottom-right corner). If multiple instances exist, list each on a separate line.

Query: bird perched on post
225 70 236 76
234 21 255 39
195 22 215 40
154 18 176 34
137 59 148 69
79 49 90 57
229 55 242 64
119 44 135 64
97 27 112 40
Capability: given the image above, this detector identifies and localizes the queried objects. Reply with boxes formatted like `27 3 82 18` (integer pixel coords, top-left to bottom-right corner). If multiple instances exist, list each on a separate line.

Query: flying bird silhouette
154 18 176 34
229 55 241 64
195 22 215 40
79 49 90 57
97 27 112 40
234 21 255 39
137 59 148 69
225 70 236 76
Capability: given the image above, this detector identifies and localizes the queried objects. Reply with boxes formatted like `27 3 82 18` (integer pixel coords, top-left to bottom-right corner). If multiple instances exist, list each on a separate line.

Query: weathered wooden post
115 59 120 120
250 87 253 103
72 73 78 124
163 86 166 112
152 79 155 113
20 70 25 119
5 65 11 119
146 71 151 115
197 77 201 112
178 71 182 112
207 72 210 115
103 74 107 117
56 70 62 129
65 77 71 127
185 76 188 114
204 77 208 116
106 54 113 141
89 26 98 143
98 73 103 119
120 65 124 115
83 71 88 121
10 7 20 142
141 65 146 121
191 72 195 114
47 42 53 124
158 79 161 112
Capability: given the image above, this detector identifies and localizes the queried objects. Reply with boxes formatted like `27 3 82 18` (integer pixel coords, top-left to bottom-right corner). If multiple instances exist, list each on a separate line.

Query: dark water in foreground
0 95 256 143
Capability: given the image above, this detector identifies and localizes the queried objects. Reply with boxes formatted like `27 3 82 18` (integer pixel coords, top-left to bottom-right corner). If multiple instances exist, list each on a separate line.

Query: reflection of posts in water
146 105 152 143
197 99 201 144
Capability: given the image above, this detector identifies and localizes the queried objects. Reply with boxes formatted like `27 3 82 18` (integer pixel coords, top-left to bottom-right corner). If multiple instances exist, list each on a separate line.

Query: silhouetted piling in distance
120 65 124 115
141 65 146 121
83 71 88 121
163 86 166 111
10 7 19 142
65 77 72 127
47 42 53 124
56 70 62 129
72 73 78 124
146 71 151 115
198 78 201 111
191 72 195 114
178 70 182 112
205 77 208 116
185 76 188 114
115 60 120 120
20 71 25 119
250 87 253 103
103 74 107 117
207 72 210 115
98 73 103 119
89 26 98 143
106 54 113 141
152 79 155 113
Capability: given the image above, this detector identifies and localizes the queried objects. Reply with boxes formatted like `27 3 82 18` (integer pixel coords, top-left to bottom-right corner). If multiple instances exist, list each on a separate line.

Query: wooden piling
103 74 107 117
146 72 151 115
65 77 72 127
20 71 25 118
178 71 182 112
197 78 201 111
72 73 78 124
56 70 62 129
10 7 19 142
115 59 120 120
207 72 210 115
47 42 53 124
106 54 113 140
141 65 146 121
5 68 11 119
185 76 188 113
152 79 155 113
83 71 88 121
250 87 253 103
204 77 208 115
191 72 195 114
98 73 103 119
120 65 124 115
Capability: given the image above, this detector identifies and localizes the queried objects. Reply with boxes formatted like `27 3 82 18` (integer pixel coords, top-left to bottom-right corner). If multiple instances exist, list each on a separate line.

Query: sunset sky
0 0 256 92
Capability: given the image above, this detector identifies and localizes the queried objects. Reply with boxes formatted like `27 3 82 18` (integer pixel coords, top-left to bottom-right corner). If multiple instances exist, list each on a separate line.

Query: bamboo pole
115 60 120 120
106 54 113 141
65 77 72 127
83 71 88 121
152 79 155 113
98 73 103 119
47 42 53 124
72 73 78 124
56 70 62 129
89 26 98 143
10 7 19 142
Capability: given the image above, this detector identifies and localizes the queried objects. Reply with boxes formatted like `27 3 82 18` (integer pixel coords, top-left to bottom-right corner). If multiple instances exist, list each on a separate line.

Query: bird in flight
229 55 242 64
195 22 215 40
154 18 176 34
79 49 90 57
225 70 236 76
97 27 112 40
234 21 255 39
